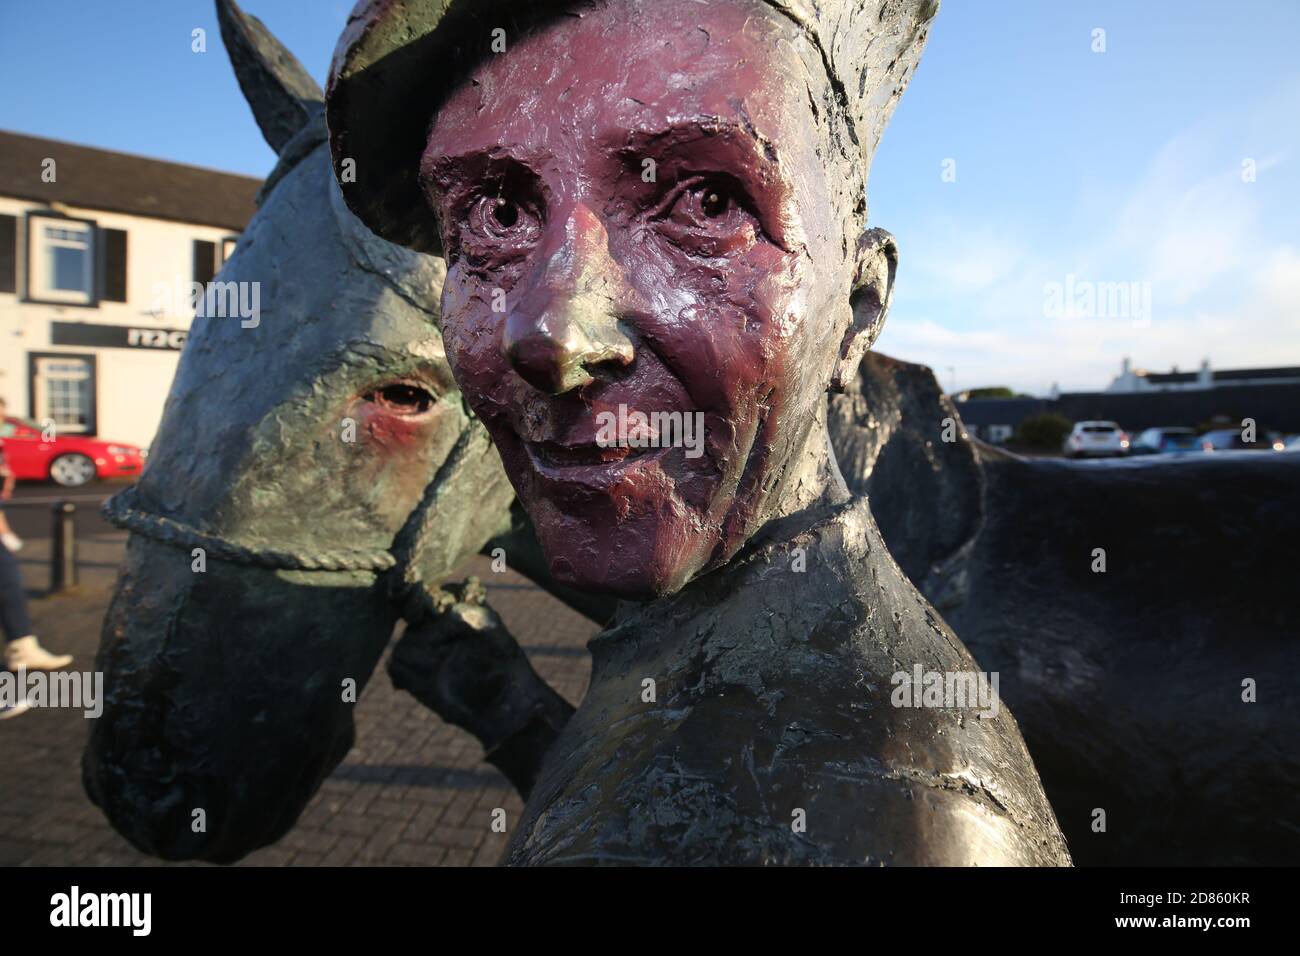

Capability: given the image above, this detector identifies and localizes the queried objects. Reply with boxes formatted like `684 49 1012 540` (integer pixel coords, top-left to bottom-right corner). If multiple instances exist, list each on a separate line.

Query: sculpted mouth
525 439 657 468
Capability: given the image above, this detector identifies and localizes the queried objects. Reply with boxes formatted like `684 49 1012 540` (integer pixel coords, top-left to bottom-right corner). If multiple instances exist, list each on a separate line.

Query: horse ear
216 0 324 155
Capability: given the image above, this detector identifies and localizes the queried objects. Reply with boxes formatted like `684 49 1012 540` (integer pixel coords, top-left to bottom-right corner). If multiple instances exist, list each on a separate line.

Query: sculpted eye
657 176 757 255
424 155 544 264
700 188 731 218
466 193 541 249
363 382 437 416
492 200 518 227
668 179 738 223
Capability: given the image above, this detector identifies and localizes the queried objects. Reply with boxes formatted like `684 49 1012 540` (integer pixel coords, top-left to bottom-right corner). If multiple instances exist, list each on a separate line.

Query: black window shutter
192 239 217 286
102 228 128 302
0 214 15 294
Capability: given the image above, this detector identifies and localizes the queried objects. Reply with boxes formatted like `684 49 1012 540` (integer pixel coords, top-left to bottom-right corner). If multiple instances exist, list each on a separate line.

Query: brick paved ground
0 529 597 867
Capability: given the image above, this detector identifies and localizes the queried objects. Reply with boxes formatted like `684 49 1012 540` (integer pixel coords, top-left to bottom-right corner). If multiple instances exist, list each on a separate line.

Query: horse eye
364 383 435 415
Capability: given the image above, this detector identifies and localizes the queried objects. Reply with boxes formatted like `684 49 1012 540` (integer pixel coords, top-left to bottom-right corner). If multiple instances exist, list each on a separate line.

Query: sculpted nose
503 204 635 395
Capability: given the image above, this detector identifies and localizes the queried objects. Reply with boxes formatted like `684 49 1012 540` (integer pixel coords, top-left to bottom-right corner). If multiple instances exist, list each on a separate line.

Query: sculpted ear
832 228 898 392
216 0 324 155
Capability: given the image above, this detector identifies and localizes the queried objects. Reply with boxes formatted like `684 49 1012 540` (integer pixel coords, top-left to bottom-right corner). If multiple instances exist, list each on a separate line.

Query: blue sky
2 0 1297 394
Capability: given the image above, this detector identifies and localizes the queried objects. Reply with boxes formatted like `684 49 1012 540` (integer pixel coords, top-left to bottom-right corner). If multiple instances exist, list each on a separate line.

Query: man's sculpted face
421 0 855 596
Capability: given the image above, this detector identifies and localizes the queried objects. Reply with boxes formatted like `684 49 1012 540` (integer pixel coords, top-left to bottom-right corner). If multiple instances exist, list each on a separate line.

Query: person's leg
0 541 71 670
0 538 38 716
0 540 34 643
0 510 21 552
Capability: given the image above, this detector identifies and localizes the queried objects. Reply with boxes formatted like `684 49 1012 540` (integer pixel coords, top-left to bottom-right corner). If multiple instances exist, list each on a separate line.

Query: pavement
0 485 598 867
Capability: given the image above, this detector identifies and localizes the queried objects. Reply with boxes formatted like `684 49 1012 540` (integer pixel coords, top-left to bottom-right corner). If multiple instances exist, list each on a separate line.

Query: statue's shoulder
505 500 1071 866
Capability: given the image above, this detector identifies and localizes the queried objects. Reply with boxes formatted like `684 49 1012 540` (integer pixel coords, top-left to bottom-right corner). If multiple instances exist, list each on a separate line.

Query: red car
1 416 146 487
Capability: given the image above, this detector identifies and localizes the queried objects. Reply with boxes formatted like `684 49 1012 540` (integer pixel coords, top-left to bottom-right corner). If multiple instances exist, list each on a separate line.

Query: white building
1107 356 1300 394
0 130 260 448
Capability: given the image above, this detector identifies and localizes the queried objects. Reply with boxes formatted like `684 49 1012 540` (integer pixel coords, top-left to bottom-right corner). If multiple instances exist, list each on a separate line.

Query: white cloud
879 93 1300 394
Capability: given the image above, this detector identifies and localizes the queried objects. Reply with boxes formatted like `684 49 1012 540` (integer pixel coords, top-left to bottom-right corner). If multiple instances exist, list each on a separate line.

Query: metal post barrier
50 500 78 593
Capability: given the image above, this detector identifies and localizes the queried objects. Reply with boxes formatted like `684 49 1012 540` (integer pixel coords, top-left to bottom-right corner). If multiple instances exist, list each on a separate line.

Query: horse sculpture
831 356 1300 865
81 0 576 863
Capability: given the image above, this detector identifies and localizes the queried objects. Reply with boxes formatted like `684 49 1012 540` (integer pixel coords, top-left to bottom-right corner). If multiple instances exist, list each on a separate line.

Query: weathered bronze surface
832 353 1300 866
388 578 575 799
963 451 1298 866
829 352 985 611
96 0 1291 869
83 0 519 863
330 0 1072 865
507 495 1069 864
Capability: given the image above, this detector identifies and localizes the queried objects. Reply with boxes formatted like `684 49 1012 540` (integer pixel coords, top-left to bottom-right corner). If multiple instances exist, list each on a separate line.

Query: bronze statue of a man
328 0 1072 865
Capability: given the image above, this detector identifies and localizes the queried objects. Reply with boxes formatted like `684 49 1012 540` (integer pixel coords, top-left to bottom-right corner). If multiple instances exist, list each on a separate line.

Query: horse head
82 0 515 863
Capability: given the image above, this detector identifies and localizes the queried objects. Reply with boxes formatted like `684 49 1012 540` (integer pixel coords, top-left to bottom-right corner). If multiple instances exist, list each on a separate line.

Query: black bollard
50 500 77 593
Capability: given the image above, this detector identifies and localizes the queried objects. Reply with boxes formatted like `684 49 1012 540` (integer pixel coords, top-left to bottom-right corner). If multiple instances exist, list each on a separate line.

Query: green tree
1016 413 1073 450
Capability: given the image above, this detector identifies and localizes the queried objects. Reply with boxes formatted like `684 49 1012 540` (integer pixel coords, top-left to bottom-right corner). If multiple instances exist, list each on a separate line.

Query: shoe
5 636 72 671
0 699 30 720
0 532 21 552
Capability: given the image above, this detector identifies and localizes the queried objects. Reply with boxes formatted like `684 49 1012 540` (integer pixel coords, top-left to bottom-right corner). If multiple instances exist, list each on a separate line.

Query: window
41 360 93 430
48 227 91 290
27 213 97 305
30 355 95 434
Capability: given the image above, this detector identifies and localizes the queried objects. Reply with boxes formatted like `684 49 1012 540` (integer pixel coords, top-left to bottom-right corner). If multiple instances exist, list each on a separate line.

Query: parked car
1198 428 1268 453
0 416 146 487
1063 421 1129 458
1129 426 1200 455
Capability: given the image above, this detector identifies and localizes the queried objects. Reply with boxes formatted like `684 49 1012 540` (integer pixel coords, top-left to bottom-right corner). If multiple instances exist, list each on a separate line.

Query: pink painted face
420 0 856 597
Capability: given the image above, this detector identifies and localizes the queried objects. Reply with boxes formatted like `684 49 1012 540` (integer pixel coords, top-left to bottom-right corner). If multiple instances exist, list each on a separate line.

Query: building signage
50 321 186 351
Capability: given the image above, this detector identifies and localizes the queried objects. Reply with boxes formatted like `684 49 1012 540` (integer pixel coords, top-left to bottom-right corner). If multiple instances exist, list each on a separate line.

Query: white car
1064 421 1130 458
